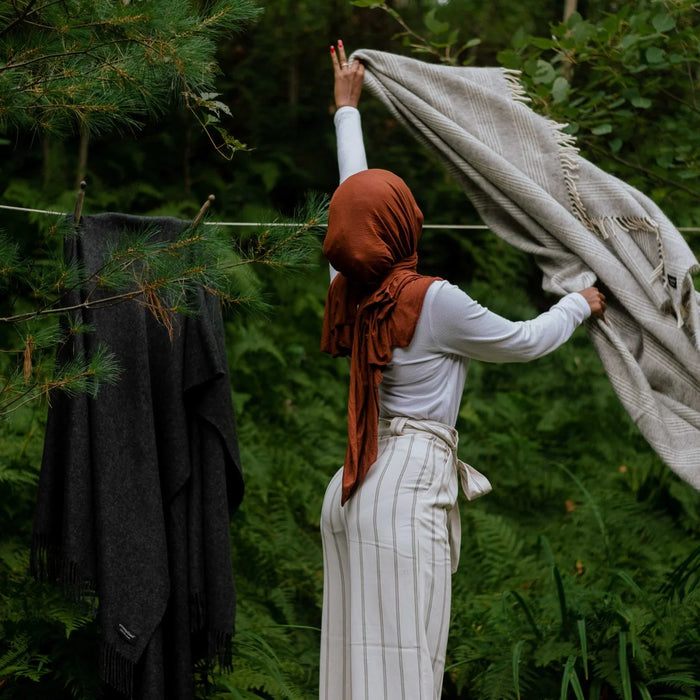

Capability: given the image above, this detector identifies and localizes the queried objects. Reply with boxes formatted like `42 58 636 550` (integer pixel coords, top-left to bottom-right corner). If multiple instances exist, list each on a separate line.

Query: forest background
1 0 700 698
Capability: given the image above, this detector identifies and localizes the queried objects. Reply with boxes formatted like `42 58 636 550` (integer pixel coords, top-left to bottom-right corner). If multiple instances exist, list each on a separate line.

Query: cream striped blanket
352 49 700 491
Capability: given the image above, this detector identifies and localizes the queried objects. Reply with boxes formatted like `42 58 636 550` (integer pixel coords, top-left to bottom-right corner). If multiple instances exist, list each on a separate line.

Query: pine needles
0 0 262 145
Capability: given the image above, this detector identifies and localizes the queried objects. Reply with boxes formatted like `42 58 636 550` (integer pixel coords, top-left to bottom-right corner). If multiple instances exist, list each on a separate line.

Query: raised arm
330 40 367 183
328 41 368 282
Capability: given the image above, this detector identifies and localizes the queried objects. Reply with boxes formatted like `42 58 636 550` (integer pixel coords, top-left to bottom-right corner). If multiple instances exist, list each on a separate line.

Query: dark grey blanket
32 213 244 699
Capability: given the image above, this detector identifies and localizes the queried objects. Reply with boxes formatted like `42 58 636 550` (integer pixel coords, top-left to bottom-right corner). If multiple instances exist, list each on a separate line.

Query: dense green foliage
2 0 700 698
354 0 700 220
497 0 700 220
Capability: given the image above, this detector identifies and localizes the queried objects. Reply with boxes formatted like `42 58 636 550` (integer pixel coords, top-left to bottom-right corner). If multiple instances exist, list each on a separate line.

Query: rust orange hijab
321 169 439 504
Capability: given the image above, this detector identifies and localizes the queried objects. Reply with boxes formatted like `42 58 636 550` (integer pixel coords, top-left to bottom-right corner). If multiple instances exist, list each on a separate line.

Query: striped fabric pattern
320 418 461 699
352 49 700 491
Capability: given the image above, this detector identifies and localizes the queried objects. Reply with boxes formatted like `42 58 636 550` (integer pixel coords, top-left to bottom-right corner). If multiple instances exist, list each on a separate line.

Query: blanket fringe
100 642 135 699
501 68 531 105
30 533 60 581
614 216 669 290
30 534 97 607
189 592 234 671
549 119 601 242
587 218 619 240
501 67 625 248
617 215 659 233
212 629 234 672
503 69 616 249
549 113 670 293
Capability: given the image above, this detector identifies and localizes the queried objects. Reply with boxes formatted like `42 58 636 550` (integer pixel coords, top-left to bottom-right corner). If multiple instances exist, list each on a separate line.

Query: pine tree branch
0 289 145 324
1 0 151 40
0 371 12 396
0 382 40 415
11 103 123 115
0 39 150 72
0 0 40 39
0 230 214 324
17 55 149 95
375 3 445 63
0 227 317 325
251 218 320 262
0 256 282 325
0 364 106 417
659 88 700 116
1 3 259 142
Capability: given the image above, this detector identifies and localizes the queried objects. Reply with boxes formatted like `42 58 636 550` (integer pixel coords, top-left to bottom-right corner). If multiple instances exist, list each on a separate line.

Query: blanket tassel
100 642 135 699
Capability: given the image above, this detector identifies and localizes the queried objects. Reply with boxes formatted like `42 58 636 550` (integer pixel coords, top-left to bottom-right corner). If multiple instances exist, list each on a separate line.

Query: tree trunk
562 0 579 81
563 0 578 22
183 126 192 199
42 133 51 190
75 127 89 190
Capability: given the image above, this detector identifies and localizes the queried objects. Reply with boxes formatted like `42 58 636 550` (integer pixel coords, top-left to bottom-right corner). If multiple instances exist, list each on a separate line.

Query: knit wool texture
32 213 243 699
352 49 700 491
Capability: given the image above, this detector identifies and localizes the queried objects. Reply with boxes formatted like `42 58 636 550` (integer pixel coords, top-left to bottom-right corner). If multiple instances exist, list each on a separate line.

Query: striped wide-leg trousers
319 417 461 700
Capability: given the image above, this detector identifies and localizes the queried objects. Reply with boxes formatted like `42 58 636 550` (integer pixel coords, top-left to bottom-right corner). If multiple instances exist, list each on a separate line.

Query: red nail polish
330 45 335 53
338 39 343 47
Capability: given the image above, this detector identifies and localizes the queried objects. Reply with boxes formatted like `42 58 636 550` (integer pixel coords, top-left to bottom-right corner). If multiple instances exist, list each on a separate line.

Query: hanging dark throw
31 211 244 700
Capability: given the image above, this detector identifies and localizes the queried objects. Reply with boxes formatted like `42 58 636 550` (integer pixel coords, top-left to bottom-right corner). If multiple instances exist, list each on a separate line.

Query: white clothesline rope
0 203 698 232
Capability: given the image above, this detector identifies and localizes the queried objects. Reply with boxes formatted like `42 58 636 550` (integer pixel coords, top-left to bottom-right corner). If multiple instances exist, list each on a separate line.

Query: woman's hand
577 286 607 321
331 39 364 110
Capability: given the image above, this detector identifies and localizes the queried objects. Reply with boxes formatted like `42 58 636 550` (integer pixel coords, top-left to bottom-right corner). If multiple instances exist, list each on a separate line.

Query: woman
319 41 606 700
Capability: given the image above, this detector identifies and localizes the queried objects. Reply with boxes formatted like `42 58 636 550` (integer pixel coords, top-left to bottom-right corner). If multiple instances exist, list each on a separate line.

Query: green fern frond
660 546 700 603
0 633 50 683
466 508 526 586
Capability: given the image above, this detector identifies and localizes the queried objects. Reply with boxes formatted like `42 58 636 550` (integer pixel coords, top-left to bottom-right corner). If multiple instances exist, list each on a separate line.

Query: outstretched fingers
331 39 356 73
330 39 364 109
337 39 348 68
330 42 341 74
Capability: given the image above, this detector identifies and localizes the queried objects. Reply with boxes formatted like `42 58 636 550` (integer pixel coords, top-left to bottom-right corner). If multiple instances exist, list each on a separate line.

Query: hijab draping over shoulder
321 169 440 504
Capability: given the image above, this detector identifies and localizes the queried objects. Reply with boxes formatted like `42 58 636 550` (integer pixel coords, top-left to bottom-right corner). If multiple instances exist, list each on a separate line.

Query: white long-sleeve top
333 106 591 427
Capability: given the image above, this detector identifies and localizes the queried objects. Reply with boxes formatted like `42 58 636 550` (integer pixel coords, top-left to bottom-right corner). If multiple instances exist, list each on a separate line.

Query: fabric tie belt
379 416 492 572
